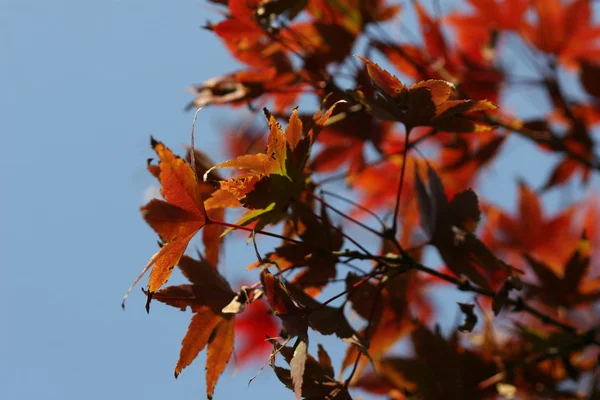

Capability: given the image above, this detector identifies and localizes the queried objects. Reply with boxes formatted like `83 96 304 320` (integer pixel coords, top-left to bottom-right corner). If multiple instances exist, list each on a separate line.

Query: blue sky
2 1 595 399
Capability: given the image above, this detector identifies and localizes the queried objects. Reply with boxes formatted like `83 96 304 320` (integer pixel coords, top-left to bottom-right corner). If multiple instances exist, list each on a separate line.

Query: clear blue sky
2 1 592 399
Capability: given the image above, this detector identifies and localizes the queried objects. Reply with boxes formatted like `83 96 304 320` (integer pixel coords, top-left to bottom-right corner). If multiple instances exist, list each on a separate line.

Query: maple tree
125 0 600 399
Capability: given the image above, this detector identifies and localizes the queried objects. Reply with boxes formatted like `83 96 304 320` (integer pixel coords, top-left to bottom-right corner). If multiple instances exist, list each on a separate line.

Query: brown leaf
290 338 308 400
317 344 334 378
415 165 512 290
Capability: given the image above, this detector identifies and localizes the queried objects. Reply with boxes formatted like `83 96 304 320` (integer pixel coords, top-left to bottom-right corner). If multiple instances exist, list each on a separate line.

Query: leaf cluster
126 1 600 399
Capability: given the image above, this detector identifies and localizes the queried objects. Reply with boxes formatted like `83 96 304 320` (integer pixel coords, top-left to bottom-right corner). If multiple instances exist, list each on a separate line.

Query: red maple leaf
482 182 579 274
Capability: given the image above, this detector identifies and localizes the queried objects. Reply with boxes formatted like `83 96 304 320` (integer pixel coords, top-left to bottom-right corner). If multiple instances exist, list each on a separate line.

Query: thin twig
189 106 204 175
308 190 384 237
391 129 412 234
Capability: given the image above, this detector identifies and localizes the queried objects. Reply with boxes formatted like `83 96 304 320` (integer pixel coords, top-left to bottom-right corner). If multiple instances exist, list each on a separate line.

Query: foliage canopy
125 0 600 398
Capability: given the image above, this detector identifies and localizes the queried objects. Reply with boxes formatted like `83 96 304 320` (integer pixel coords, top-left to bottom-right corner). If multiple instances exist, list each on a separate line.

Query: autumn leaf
524 235 600 309
212 0 266 41
482 182 579 274
280 22 356 67
124 139 207 308
353 324 498 399
129 1 600 397
444 0 529 56
207 105 339 232
521 0 600 67
306 0 400 36
415 164 514 290
154 256 281 398
152 256 238 399
311 101 393 175
355 56 497 132
185 147 227 268
259 268 311 398
271 340 352 399
285 283 369 353
187 69 299 111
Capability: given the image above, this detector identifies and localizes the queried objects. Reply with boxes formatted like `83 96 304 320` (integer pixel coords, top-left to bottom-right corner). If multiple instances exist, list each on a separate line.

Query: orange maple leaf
206 105 338 231
123 139 207 308
356 56 497 132
153 256 238 399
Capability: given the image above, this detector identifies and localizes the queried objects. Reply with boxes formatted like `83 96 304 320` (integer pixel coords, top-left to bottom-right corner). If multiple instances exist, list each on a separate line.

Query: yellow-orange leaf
175 309 222 378
153 138 205 214
123 140 207 307
285 108 303 150
206 318 235 399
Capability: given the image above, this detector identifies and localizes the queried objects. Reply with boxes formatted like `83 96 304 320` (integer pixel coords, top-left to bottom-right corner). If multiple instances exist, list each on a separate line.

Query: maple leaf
311 101 393 175
415 164 514 290
211 0 266 41
373 0 506 104
524 235 600 309
482 182 579 274
355 56 497 132
280 22 356 68
207 105 338 231
258 270 305 330
271 341 352 399
541 114 596 191
285 283 369 353
187 69 299 112
259 268 309 399
510 323 597 388
259 269 370 397
124 139 207 308
153 256 239 399
444 0 529 54
353 324 498 399
185 148 228 268
438 131 507 192
521 0 600 67
307 0 400 36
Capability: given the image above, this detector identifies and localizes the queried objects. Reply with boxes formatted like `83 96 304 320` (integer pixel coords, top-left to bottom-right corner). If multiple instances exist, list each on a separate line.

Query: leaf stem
391 128 412 234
